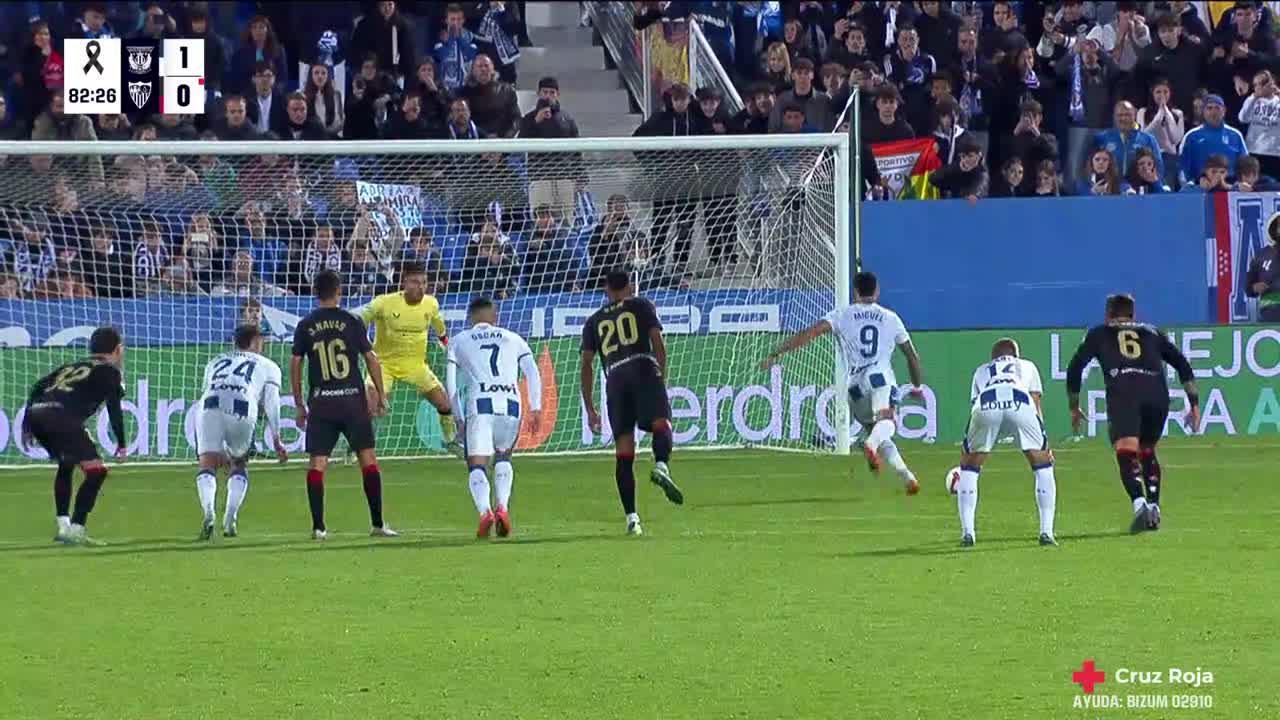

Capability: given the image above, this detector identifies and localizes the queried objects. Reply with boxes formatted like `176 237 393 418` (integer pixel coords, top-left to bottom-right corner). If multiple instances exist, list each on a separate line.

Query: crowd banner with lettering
1208 191 1273 323
869 138 941 200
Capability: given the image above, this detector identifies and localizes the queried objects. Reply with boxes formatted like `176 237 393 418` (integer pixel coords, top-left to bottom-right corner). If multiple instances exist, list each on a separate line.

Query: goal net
0 134 849 464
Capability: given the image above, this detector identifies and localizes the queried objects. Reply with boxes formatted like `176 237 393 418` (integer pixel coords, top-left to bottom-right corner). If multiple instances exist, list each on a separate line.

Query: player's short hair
468 296 496 316
991 337 1020 358
1106 293 1136 320
313 269 342 300
399 259 427 278
853 271 878 298
605 270 632 292
89 326 122 355
234 324 262 350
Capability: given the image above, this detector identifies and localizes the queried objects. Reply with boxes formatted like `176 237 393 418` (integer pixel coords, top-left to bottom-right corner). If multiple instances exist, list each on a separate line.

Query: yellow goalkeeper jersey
361 291 447 368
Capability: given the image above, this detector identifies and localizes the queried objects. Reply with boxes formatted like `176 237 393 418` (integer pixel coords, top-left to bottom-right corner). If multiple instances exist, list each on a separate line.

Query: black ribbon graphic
83 41 104 74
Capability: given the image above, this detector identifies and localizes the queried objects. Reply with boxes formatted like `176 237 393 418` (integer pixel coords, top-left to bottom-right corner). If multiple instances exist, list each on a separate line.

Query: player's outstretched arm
761 320 832 369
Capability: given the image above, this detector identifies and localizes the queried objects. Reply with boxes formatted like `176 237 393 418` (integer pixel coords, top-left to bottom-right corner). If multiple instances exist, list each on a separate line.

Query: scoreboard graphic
63 38 205 115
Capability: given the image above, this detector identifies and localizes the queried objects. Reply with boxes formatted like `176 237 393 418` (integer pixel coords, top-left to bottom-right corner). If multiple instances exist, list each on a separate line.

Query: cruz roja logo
1071 660 1216 711
128 81 151 109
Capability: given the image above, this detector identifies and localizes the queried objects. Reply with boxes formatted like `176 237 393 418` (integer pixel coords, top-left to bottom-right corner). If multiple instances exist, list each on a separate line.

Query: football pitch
1 437 1276 720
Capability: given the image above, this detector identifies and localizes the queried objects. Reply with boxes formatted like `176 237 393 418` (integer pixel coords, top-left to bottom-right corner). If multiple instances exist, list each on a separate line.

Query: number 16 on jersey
160 39 204 114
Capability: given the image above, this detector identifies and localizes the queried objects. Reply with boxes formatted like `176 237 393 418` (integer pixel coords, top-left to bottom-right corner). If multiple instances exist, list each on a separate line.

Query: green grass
0 437 1277 720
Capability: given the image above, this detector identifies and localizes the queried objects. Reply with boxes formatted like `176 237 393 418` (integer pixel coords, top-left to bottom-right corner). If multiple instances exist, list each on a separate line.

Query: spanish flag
870 138 942 200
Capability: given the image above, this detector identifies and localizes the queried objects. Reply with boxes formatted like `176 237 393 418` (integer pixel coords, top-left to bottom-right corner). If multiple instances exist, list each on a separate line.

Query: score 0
161 39 205 114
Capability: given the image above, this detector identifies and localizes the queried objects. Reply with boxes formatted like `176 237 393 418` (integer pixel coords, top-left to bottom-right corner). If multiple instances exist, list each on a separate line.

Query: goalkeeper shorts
367 363 442 398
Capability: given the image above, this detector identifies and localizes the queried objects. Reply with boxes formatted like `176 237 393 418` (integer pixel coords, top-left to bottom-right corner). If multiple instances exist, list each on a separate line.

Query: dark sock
1140 449 1162 506
362 465 384 528
54 462 73 517
306 469 326 531
615 455 637 515
651 419 673 464
70 467 108 526
1115 450 1144 503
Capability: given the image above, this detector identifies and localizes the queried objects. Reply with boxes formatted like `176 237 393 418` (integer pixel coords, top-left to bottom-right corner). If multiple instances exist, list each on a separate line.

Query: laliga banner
1208 192 1273 323
869 138 941 200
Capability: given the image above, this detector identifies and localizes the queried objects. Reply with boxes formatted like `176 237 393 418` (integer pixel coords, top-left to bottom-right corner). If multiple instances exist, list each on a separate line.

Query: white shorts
848 370 900 426
464 414 520 457
196 406 256 459
964 404 1047 454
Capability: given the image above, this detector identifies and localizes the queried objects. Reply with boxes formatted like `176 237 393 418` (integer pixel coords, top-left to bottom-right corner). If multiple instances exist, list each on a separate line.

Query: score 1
161 39 205 114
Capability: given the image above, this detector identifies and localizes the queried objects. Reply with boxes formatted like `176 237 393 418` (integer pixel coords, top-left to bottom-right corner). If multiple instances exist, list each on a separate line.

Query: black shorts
305 411 375 456
1106 389 1170 446
606 360 670 435
27 407 99 465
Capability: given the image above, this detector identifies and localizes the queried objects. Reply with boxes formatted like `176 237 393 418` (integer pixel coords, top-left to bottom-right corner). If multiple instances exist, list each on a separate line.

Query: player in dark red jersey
290 270 396 540
1066 294 1201 533
23 326 128 545
580 270 683 536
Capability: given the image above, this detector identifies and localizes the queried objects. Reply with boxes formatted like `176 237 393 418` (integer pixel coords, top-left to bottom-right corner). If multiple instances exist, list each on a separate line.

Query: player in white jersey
953 337 1058 547
763 272 924 492
446 297 542 539
194 325 287 540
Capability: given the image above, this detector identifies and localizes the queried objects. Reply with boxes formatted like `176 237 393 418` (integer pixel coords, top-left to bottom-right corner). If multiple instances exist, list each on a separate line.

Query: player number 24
312 339 351 381
598 312 639 356
1118 330 1143 360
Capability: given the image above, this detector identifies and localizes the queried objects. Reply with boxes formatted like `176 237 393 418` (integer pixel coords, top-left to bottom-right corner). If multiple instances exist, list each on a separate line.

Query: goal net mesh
0 137 846 463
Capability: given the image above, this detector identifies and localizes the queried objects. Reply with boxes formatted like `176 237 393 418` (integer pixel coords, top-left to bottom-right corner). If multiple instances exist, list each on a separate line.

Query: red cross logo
1072 660 1106 694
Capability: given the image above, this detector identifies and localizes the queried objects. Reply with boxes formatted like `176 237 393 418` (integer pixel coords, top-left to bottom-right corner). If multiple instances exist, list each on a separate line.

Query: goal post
0 133 850 465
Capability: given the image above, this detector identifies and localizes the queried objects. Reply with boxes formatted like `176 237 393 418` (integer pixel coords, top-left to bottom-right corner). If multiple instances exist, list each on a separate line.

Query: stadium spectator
884 24 937 136
132 220 170 296
442 97 487 139
915 1 962 60
352 0 417 82
770 58 832 132
1085 2 1150 73
229 16 288 96
989 157 1025 198
696 87 731 134
195 133 239 209
132 124 157 142
463 54 521 138
246 64 288 137
138 3 178 41
761 42 793 95
0 274 20 299
1036 0 1095 62
399 227 445 289
0 97 23 143
1235 155 1280 191
282 93 327 141
20 21 63 132
181 212 222 293
1074 148 1129 196
519 206 579 293
1033 159 1063 196
216 95 261 142
345 71 388 140
1126 147 1172 194
346 241 387 296
458 219 515 298
434 3 479 94
983 1 1026 62
843 2 887 60
1238 70 1280 179
1137 14 1206 122
31 95 104 186
827 20 869 71
68 3 114 41
238 203 287 287
1181 152 1233 193
778 103 818 133
80 223 131 298
731 83 774 134
820 62 848 101
782 15 823 66
411 59 451 131
9 215 58 294
929 135 988 200
387 92 434 140
587 194 642 288
932 96 967 165
211 250 288 297
950 27 994 156
1212 1 1272 57
32 269 94 299
154 113 198 141
182 4 226 99
1138 78 1186 189
301 223 345 289
1246 209 1280 321
633 83 698 277
1179 94 1248 183
1095 101 1165 181
303 63 344 138
1007 99 1058 194
1055 37 1120 187
864 83 915 144
520 77 581 222
474 0 521 84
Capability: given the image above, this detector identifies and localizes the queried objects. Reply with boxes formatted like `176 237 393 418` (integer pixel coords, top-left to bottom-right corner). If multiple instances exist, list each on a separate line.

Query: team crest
128 81 152 109
127 45 154 74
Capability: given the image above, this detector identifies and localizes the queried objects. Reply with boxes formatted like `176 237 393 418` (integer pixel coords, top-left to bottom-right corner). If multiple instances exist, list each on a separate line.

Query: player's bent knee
309 456 330 472
1026 450 1053 467
961 452 986 467
495 449 512 463
1113 437 1140 452
650 418 672 434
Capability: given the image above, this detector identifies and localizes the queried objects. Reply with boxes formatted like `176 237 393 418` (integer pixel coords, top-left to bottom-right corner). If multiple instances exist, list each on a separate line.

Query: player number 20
51 365 92 392
1117 330 1143 359
312 339 351 381
598 312 639 356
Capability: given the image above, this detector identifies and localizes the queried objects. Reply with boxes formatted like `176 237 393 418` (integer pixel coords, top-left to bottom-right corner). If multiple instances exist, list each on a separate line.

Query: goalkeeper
359 260 458 448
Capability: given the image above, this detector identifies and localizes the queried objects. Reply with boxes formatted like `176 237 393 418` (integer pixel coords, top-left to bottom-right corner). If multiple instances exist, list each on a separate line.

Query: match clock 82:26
67 87 118 104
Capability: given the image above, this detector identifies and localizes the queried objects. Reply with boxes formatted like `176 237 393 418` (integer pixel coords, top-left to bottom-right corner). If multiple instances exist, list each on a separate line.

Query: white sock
1033 464 1056 536
225 472 248 527
957 467 979 537
626 512 640 524
879 439 913 480
493 460 513 509
196 471 217 521
1132 496 1148 513
865 418 896 451
56 515 71 532
469 467 491 515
